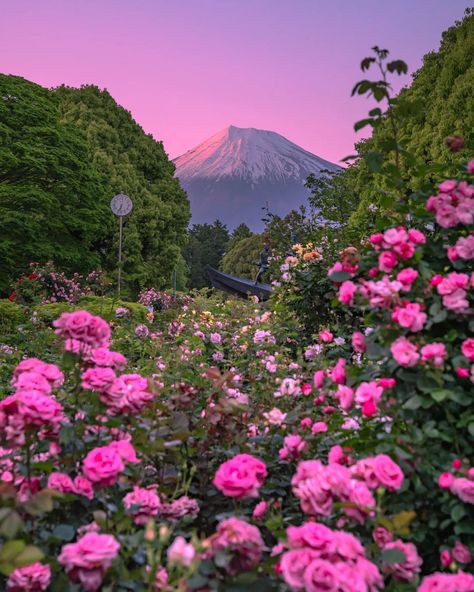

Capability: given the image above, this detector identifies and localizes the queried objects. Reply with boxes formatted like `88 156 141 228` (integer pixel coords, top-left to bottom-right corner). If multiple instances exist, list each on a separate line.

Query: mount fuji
173 125 340 230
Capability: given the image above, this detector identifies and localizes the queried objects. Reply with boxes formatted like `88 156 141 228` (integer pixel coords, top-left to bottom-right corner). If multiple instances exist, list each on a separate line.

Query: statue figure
255 242 270 284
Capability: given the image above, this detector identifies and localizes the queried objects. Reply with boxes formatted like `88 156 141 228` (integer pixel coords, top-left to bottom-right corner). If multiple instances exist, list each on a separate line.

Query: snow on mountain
174 125 340 230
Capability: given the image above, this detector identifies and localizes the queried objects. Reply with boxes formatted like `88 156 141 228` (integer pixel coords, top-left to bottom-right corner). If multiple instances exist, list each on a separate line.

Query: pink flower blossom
280 549 320 590
440 549 452 567
337 385 354 411
382 539 422 582
421 343 448 368
213 453 267 499
392 302 427 332
451 478 474 504
461 338 474 361
263 408 287 426
438 472 454 489
81 367 116 392
47 472 75 494
373 454 404 491
108 439 139 464
330 358 346 385
373 526 393 548
13 358 64 389
338 281 357 305
281 435 308 460
252 501 268 520
391 337 420 367
351 332 366 353
313 370 325 389
167 536 195 567
58 533 120 592
53 310 111 349
82 445 124 488
355 382 383 407
123 486 161 525
7 563 51 592
378 251 398 272
73 475 94 500
319 330 334 343
418 571 474 592
311 421 328 434
452 540 472 564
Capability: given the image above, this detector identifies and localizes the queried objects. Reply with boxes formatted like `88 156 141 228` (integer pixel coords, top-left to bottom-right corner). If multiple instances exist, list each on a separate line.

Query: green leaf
328 271 351 282
451 504 467 522
367 152 384 173
0 540 26 562
361 57 376 71
381 548 407 564
14 545 44 567
52 524 75 541
0 510 23 539
354 119 374 132
387 60 408 75
403 395 422 410
431 389 450 402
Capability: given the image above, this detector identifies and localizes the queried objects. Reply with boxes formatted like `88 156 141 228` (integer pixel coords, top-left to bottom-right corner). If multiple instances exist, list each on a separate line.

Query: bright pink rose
282 435 308 460
337 385 354 411
73 475 94 500
345 480 376 523
13 358 64 389
313 370 325 389
451 478 474 504
330 358 346 385
311 421 328 434
47 472 75 494
370 233 384 246
319 330 334 343
213 453 267 498
303 559 340 591
280 549 320 590
82 445 124 488
373 454 404 491
461 339 474 361
373 526 393 548
81 367 116 392
418 571 474 592
455 235 474 260
208 517 263 575
351 331 366 353
7 562 51 592
58 532 120 592
13 371 52 395
391 337 420 367
421 343 448 368
300 417 313 430
438 472 454 489
408 228 426 245
392 302 427 332
382 539 422 582
108 439 140 464
440 549 452 567
396 267 418 290
252 501 268 520
53 310 111 349
328 445 344 465
355 382 383 407
338 281 357 305
378 251 398 272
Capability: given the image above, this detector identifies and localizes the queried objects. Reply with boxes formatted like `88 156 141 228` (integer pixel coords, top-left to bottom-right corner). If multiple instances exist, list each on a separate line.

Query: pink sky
1 0 469 163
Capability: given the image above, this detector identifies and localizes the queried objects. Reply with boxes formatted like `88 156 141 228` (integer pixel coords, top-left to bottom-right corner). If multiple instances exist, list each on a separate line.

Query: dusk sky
1 0 469 163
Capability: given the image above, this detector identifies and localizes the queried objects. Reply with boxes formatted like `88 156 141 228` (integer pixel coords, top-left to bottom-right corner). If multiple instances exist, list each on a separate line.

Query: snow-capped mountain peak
174 125 339 183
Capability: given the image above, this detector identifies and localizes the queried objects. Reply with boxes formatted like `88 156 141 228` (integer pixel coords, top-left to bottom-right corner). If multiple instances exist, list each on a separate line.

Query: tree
226 223 253 251
183 220 230 289
0 75 111 294
56 85 190 295
221 234 264 280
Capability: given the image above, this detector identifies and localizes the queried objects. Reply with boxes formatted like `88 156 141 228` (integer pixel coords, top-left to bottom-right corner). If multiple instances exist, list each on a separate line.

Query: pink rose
330 358 346 385
108 439 140 464
303 559 340 592
47 472 75 494
82 445 124 488
378 251 398 272
313 370 325 389
440 549 452 567
167 536 195 567
451 478 474 504
280 549 320 590
7 563 51 592
391 337 420 367
382 539 422 582
407 229 426 245
452 540 472 564
461 338 474 361
373 526 393 548
418 571 474 592
213 453 267 499
73 475 94 500
396 267 418 289
351 331 366 353
355 382 383 407
373 454 404 491
319 330 334 343
208 517 263 574
392 302 427 332
13 371 52 395
421 343 448 368
337 385 354 411
311 421 328 434
338 281 357 305
58 533 120 592
438 472 454 489
81 367 116 392
252 501 268 520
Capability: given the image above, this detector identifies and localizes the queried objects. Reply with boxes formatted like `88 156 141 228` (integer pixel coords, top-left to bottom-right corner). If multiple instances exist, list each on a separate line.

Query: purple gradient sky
1 0 469 163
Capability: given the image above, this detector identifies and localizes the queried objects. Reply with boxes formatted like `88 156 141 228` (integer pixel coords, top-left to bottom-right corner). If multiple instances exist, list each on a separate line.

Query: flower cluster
213 453 267 499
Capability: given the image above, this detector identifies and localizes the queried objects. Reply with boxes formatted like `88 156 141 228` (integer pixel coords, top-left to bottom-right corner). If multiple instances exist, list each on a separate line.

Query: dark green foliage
347 10 474 234
183 220 230 289
56 85 190 294
221 234 263 280
0 75 111 293
226 223 253 252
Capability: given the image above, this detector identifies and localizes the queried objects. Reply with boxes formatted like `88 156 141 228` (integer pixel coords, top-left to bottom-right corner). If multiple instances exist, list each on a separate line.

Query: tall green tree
221 234 263 280
183 220 230 289
0 75 110 293
56 85 190 294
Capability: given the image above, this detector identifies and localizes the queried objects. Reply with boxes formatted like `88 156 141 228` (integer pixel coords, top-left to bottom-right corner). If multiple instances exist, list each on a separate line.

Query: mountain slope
174 126 340 229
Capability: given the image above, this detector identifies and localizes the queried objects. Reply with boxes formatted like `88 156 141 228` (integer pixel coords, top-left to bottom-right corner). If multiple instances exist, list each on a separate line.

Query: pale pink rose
89 348 127 370
452 540 472 564
451 478 474 504
123 486 161 525
213 453 267 498
167 536 195 567
345 480 376 523
392 302 427 332
438 472 455 489
252 501 268 520
378 251 398 272
391 337 420 367
421 343 448 368
338 281 357 305
58 532 120 592
383 227 408 246
382 539 422 582
280 549 320 590
455 235 474 260
461 338 474 361
373 454 404 491
47 472 75 494
82 445 124 487
282 435 308 459
351 332 366 353
7 562 51 592
263 408 287 426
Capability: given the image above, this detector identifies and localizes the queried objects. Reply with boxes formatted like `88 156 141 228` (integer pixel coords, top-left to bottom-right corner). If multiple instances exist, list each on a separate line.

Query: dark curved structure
207 266 273 300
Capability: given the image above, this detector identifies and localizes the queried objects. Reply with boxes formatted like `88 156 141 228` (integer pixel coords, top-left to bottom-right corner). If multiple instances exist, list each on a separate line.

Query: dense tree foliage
0 75 110 293
221 234 263 280
56 84 190 294
183 220 230 289
347 9 474 234
226 223 253 252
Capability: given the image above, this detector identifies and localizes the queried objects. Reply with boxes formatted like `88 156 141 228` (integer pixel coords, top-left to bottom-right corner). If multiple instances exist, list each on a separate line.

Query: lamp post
110 193 133 297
